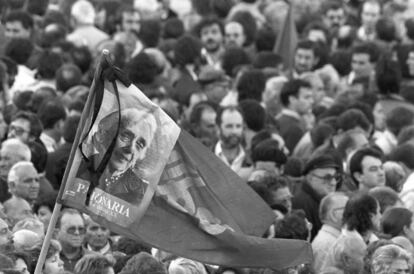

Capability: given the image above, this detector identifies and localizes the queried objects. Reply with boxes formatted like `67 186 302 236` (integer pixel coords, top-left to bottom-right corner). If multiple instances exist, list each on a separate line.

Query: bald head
3 196 33 226
319 192 349 227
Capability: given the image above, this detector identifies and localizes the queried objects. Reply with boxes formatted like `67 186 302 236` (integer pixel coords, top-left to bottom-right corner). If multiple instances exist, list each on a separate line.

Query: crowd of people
1 0 414 273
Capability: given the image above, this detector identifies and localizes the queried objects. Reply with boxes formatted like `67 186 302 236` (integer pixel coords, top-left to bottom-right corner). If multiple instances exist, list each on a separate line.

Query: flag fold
59 53 312 270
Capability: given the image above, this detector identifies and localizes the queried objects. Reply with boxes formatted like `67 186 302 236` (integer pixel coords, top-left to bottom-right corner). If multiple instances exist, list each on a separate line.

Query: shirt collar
87 242 111 254
278 108 302 121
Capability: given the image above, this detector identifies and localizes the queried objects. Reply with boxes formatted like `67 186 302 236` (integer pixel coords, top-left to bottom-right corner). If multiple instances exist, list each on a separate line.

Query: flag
59 53 312 270
274 2 298 77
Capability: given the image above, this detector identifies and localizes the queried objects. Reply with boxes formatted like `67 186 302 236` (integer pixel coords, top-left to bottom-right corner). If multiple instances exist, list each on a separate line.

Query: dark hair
236 69 266 102
113 237 151 255
375 17 396 42
387 143 414 170
238 99 266 131
38 23 68 48
274 210 309 240
329 49 352 76
163 17 184 39
337 109 371 133
251 139 287 166
321 0 344 15
255 26 276 52
33 191 57 215
62 114 80 143
352 42 380 63
139 20 161 48
342 193 378 234
369 186 401 214
229 11 257 46
279 79 311 107
216 106 243 126
310 123 335 148
250 130 272 151
127 52 159 85
70 45 92 73
253 51 282 69
405 18 414 41
56 64 83 93
189 101 217 127
5 38 33 65
37 99 66 130
303 20 331 45
296 40 319 58
221 47 251 77
118 252 166 274
259 175 289 192
173 35 202 67
193 16 224 38
376 55 401 95
74 254 114 274
37 50 64 79
248 180 273 206
12 111 43 138
349 147 383 186
381 207 412 237
385 107 414 137
4 10 34 30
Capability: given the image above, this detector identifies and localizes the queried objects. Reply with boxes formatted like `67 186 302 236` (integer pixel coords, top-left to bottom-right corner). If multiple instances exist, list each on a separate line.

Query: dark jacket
292 181 323 240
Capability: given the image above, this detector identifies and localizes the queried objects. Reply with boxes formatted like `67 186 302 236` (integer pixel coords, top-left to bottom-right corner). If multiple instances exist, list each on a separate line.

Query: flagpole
34 50 111 274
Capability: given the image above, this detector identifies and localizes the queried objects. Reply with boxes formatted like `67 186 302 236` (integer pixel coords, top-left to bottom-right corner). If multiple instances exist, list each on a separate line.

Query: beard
220 133 242 149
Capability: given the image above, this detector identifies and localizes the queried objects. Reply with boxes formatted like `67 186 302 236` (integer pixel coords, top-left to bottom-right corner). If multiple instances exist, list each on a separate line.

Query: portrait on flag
62 78 180 226
77 108 157 204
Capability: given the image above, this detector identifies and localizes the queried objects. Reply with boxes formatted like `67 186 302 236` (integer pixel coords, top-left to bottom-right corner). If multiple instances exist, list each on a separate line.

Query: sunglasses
66 226 86 235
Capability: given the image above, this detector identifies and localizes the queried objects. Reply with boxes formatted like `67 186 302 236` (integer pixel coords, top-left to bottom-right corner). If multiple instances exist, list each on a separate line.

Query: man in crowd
312 192 349 273
276 79 314 153
84 216 112 255
349 147 386 193
0 138 31 202
214 106 245 174
293 40 320 78
195 16 225 68
56 208 86 272
292 153 341 239
7 161 39 205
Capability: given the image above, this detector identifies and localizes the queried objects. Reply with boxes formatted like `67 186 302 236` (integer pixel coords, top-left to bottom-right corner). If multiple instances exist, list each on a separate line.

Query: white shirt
375 129 397 155
214 142 245 173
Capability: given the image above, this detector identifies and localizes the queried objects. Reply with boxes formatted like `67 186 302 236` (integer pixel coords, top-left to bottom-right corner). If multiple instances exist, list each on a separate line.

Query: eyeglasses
8 124 29 136
311 173 342 184
66 226 86 235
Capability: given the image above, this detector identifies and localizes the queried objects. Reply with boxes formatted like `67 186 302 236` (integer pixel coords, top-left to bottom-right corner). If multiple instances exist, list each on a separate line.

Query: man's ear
353 171 363 183
7 181 15 193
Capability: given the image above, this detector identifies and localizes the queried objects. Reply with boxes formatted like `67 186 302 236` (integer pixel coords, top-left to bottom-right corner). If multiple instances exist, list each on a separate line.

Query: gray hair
371 244 412 274
71 0 96 25
1 138 31 161
7 161 36 183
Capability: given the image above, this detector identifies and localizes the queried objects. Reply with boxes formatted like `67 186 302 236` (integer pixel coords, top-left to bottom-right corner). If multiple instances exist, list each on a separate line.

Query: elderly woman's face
110 119 152 172
388 259 410 274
